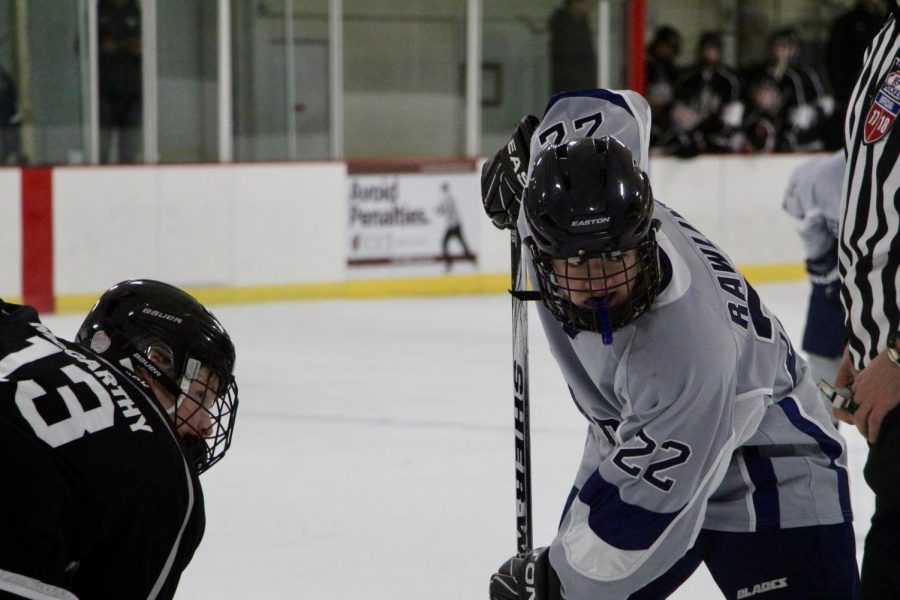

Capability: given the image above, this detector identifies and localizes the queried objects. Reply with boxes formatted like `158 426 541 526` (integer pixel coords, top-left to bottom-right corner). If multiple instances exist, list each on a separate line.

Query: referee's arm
837 6 900 442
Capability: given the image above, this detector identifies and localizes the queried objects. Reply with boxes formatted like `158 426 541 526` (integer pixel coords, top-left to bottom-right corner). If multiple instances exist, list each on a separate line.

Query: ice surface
41 280 872 599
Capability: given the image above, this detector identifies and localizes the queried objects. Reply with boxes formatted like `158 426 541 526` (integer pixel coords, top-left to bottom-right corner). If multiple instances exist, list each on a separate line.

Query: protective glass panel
0 0 21 164
481 0 622 156
233 0 331 161
343 0 467 159
98 0 143 164
157 0 217 163
2 0 88 165
289 0 330 160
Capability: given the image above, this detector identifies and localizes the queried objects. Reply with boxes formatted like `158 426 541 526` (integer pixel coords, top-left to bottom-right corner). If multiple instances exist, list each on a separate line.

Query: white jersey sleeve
781 150 845 266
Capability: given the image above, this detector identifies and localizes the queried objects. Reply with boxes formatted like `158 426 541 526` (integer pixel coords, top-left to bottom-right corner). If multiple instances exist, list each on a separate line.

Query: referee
837 1 900 597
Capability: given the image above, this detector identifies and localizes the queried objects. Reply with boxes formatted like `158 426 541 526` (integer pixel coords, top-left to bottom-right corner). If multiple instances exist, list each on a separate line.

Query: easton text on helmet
571 217 611 227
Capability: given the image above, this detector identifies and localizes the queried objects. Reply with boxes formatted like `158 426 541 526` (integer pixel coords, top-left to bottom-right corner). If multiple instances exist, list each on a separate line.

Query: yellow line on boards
50 263 806 314
739 263 807 284
52 274 509 314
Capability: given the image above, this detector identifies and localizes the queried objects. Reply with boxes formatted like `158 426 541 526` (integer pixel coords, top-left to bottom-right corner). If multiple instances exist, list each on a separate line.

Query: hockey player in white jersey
484 89 858 599
781 151 849 401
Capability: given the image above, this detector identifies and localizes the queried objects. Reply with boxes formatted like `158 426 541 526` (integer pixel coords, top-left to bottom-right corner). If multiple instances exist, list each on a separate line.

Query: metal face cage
529 233 660 335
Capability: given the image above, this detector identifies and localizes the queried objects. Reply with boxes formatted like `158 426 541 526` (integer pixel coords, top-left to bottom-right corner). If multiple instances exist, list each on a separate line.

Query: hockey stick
510 227 534 555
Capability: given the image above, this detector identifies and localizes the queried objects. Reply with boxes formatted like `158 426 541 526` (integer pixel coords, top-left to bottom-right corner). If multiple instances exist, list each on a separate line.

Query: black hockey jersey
0 301 204 600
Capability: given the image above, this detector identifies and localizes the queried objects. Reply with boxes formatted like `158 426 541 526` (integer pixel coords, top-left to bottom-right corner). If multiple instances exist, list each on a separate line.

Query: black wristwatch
887 332 900 368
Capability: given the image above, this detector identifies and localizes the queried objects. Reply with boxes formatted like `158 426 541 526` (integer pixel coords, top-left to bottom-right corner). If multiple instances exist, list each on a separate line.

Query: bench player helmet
524 136 660 340
76 279 238 473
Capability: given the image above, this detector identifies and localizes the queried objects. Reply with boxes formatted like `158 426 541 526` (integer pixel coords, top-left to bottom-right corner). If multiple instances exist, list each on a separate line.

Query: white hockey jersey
782 150 845 267
519 90 851 599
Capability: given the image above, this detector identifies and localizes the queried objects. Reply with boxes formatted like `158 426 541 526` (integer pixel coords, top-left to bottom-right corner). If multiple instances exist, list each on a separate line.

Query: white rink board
648 155 724 247
155 167 234 286
232 163 346 285
0 168 21 299
481 154 814 276
51 163 347 294
718 154 811 266
54 167 166 292
650 154 811 266
0 153 826 304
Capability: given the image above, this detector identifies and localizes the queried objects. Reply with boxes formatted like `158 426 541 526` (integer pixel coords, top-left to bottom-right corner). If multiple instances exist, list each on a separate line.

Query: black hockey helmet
524 136 661 339
76 279 238 474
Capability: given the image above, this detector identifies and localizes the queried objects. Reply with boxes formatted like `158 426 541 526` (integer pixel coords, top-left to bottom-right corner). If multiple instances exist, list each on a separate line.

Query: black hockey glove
489 547 562 600
481 115 540 230
805 244 841 308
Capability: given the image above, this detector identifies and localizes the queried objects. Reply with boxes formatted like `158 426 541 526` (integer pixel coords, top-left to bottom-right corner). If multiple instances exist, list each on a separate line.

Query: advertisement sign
347 173 480 277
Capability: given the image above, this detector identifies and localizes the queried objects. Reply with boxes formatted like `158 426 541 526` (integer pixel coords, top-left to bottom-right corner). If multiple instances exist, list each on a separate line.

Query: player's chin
181 434 211 469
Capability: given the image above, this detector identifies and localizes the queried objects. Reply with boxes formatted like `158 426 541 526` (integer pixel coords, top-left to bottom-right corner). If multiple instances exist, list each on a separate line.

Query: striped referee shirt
840 0 900 370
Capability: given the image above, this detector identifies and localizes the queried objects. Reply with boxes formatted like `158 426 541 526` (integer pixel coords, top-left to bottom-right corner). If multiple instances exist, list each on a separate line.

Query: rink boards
1 153 812 312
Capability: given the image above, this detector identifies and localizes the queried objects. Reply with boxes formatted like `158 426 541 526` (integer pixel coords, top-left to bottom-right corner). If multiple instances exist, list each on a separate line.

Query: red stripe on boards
628 0 647 95
21 168 54 313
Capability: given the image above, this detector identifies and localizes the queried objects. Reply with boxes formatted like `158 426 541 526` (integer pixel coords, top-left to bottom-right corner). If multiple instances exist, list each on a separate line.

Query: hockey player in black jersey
0 279 238 599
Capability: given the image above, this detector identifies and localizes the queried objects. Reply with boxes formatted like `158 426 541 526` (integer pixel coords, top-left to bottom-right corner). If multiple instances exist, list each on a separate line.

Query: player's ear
147 348 166 365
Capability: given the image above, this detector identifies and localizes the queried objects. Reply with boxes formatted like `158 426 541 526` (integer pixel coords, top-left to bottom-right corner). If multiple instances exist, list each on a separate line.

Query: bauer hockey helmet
75 279 238 474
524 136 661 340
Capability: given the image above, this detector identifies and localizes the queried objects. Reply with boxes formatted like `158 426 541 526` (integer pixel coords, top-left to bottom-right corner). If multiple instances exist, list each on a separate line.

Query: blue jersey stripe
657 247 674 293
568 386 591 420
578 470 682 551
560 485 579 528
777 397 853 518
543 89 634 118
742 446 781 531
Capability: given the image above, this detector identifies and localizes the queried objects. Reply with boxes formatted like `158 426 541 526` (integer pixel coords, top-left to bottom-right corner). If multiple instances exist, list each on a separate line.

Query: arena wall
2 154 816 313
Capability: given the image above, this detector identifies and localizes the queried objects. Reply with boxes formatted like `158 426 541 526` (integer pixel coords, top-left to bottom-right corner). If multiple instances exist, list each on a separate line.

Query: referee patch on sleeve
864 57 900 144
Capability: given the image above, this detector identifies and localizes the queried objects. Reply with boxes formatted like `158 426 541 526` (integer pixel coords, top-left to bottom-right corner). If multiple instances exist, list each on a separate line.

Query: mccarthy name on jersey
0 319 155 441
